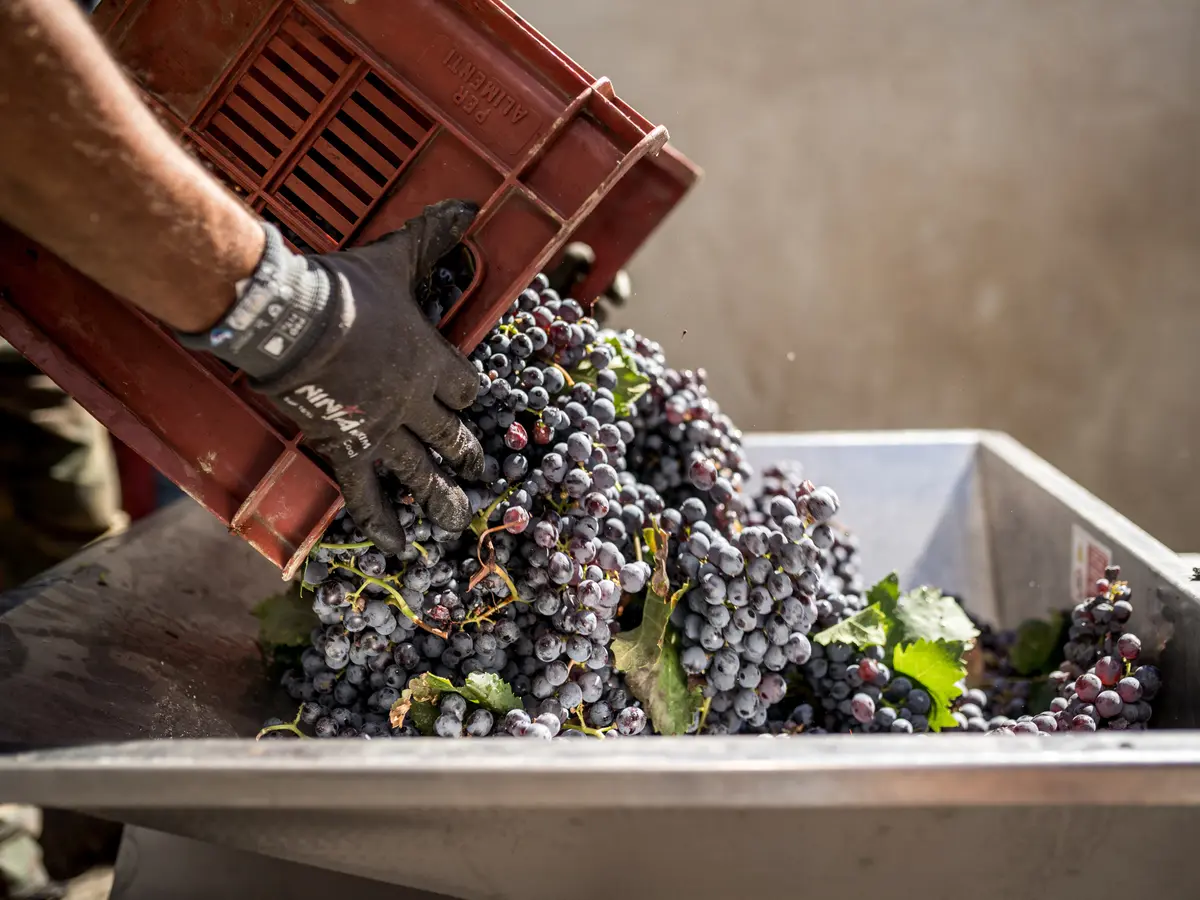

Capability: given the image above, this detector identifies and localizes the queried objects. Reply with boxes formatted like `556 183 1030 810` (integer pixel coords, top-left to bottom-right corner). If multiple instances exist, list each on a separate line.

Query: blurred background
515 0 1200 552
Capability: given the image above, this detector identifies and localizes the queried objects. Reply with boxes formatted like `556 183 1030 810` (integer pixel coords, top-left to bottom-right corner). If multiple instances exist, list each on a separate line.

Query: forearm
0 0 263 332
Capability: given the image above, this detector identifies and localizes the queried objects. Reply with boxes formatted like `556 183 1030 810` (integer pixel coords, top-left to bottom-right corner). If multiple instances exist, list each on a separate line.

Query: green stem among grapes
471 482 521 536
696 696 713 734
317 540 374 552
255 705 308 741
560 709 611 738
330 561 447 638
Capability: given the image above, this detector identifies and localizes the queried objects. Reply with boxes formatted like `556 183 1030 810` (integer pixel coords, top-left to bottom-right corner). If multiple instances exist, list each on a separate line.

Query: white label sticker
1071 524 1112 604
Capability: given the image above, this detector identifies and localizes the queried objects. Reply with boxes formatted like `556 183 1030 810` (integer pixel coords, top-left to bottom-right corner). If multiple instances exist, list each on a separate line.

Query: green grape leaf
1008 612 1067 675
571 336 650 418
1028 679 1059 719
390 672 522 732
457 673 522 712
867 572 902 612
813 604 890 649
892 639 967 732
408 701 439 736
612 527 697 735
612 528 682 672
623 628 704 736
887 586 979 649
252 586 313 650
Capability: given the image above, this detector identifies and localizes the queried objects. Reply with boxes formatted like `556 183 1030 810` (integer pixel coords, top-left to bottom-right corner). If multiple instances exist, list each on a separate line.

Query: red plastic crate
0 0 699 579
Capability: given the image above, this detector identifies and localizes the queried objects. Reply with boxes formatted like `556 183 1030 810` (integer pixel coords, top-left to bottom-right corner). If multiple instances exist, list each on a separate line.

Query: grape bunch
669 484 843 734
744 464 865 631
263 253 861 740
624 345 752 515
415 245 475 325
988 566 1159 735
260 260 1166 743
265 273 674 740
786 643 939 734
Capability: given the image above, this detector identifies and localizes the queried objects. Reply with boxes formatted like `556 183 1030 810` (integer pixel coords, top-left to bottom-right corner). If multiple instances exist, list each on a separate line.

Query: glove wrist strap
176 223 333 380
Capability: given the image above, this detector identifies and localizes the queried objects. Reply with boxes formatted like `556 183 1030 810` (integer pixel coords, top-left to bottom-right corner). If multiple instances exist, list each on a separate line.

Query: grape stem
560 708 611 738
696 696 713 734
318 540 373 551
471 483 521 536
551 363 575 387
330 561 447 638
255 705 308 741
463 525 523 624
460 592 520 626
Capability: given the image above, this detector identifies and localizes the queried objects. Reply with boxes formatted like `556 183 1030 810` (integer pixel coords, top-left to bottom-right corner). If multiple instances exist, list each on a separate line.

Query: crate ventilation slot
202 11 354 179
280 74 432 243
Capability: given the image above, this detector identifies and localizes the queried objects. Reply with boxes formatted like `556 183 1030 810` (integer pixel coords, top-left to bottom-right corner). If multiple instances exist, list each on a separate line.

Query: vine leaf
623 629 703 736
888 586 979 649
389 672 521 734
571 336 650 417
613 526 698 734
612 527 677 671
1008 612 1067 675
813 605 889 649
252 587 313 650
892 639 967 732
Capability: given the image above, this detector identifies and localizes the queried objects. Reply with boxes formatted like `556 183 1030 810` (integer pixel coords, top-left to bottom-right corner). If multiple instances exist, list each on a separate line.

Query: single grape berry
504 421 528 450
1117 633 1141 661
1032 714 1058 733
1075 673 1102 703
850 693 875 725
615 706 647 736
689 458 718 490
1094 656 1123 687
1095 691 1123 719
503 506 531 534
1113 676 1142 704
1133 665 1161 700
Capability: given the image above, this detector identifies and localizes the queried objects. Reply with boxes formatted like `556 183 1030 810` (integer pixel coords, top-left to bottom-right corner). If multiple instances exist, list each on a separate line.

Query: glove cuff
176 222 334 380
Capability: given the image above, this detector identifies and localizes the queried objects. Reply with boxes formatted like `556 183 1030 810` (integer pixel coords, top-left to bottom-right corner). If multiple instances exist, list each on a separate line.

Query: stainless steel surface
111 826 450 899
1 430 1197 899
0 498 282 747
103 807 1200 900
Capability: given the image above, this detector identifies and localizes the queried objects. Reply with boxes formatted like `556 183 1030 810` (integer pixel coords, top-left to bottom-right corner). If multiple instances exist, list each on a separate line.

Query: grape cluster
669 484 842 734
988 566 1159 735
745 464 864 630
261 263 1165 742
625 345 751 515
415 246 474 325
268 273 688 740
774 572 1161 737
786 643 939 734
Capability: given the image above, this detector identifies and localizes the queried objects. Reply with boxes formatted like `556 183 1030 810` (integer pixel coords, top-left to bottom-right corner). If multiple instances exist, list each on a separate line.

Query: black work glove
178 200 484 555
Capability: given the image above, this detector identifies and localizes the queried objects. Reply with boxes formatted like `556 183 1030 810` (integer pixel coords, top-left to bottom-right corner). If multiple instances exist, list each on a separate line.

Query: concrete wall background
514 0 1200 551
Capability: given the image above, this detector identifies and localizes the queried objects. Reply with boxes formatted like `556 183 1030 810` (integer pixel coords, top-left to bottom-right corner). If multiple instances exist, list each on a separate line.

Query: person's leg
0 344 125 899
0 344 126 591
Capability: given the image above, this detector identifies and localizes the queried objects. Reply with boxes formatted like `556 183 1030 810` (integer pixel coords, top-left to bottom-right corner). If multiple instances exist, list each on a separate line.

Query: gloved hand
178 200 484 555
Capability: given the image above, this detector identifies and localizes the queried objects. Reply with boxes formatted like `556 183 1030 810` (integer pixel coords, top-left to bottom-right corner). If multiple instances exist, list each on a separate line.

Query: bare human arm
0 0 263 332
0 0 486 549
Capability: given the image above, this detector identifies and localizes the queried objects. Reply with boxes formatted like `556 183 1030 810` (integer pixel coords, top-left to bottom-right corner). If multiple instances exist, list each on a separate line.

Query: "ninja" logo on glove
286 384 373 458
